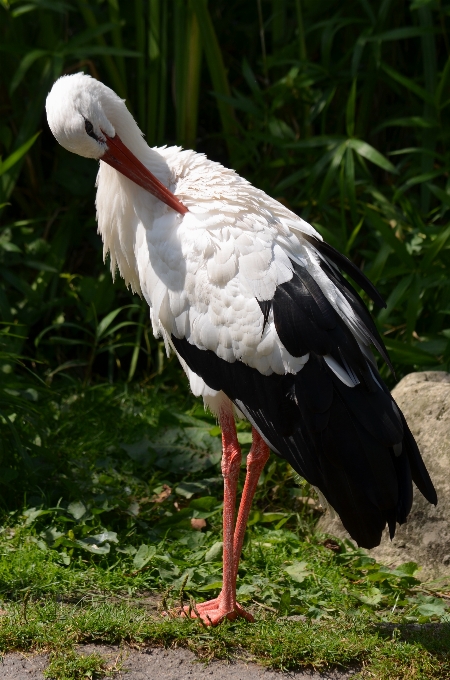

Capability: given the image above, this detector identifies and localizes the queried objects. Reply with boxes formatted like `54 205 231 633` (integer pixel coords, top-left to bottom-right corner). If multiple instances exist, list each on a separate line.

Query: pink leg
233 428 270 580
187 423 269 626
187 408 244 624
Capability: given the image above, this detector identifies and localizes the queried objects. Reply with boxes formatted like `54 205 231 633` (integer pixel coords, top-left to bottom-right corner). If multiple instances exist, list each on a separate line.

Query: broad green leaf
411 0 434 8
0 240 21 253
285 560 311 584
120 437 153 465
191 0 237 155
278 589 292 615
212 91 261 117
22 507 48 525
242 58 260 95
10 50 48 94
175 481 209 499
428 184 450 208
67 501 87 520
237 432 252 444
75 539 110 555
133 544 157 570
59 552 71 565
416 596 448 618
365 209 414 268
319 141 347 203
285 136 343 150
392 562 419 577
378 275 414 324
76 0 127 100
374 116 435 131
345 217 363 254
405 274 422 339
189 496 218 512
348 139 397 173
69 47 141 59
345 147 357 225
96 307 127 339
383 338 438 365
394 171 442 199
274 168 309 194
437 55 450 108
92 531 118 544
422 224 450 270
236 583 257 596
367 27 436 42
382 62 435 106
197 581 222 591
63 23 117 50
204 541 223 562
358 587 382 606
346 79 357 137
0 133 40 177
11 0 71 17
23 260 58 273
98 320 139 340
116 545 137 555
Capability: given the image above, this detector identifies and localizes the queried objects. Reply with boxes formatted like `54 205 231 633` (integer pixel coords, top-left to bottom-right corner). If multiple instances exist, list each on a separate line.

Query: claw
182 597 254 626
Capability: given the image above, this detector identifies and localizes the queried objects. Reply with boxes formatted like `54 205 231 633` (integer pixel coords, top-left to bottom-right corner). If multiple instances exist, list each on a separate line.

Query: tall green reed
2 0 450 386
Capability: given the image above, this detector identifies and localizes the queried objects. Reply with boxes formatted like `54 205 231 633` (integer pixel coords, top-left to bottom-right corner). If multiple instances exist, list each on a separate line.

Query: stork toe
183 597 254 625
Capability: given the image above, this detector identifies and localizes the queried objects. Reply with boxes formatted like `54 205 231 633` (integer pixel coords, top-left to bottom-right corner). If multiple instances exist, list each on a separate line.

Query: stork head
46 73 187 214
46 73 118 159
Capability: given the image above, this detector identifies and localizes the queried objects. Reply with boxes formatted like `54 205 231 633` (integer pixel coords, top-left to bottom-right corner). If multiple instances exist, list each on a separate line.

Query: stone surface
0 653 48 679
316 371 450 580
0 646 355 680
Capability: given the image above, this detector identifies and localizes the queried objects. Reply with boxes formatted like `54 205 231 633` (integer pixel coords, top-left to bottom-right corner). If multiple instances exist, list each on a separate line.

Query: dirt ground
1 645 356 679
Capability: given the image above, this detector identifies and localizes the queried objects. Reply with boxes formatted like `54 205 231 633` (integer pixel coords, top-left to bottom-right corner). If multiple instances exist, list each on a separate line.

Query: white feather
46 73 369 412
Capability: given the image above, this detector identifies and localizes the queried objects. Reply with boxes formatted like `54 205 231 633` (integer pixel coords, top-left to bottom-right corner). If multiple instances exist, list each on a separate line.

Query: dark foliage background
2 0 450 499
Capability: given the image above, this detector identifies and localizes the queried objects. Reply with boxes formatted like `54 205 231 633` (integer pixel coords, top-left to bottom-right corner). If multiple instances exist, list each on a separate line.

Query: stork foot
183 595 254 626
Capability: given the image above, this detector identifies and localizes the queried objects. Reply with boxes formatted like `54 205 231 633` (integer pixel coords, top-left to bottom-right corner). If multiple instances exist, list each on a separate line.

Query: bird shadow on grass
375 620 450 653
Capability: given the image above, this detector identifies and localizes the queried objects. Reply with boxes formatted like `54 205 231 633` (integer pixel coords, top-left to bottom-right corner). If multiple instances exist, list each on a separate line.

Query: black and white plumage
45 73 437 553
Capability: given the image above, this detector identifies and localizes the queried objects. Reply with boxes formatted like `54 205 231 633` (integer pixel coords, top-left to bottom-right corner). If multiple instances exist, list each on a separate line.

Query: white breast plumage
97 144 365 409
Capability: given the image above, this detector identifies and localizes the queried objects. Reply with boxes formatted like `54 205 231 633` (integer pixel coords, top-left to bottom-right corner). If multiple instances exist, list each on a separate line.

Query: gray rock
316 371 450 580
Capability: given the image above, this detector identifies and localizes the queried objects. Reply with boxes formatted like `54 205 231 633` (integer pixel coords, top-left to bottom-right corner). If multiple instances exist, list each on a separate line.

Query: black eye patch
84 119 99 141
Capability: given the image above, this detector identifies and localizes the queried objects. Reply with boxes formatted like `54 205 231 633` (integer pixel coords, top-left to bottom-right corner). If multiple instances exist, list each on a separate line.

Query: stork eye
84 119 99 141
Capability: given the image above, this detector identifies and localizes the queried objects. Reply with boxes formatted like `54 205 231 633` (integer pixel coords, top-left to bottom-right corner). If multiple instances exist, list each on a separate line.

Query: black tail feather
300 232 386 309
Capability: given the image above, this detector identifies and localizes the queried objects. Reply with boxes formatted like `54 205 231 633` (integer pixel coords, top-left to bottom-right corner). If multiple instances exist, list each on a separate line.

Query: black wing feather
171 236 436 550
301 232 386 309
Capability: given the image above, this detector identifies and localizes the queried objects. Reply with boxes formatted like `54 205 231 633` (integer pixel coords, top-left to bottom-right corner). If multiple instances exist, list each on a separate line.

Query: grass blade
0 132 40 177
147 0 161 146
157 0 168 145
365 209 415 268
9 49 48 94
382 62 435 106
346 79 357 138
135 0 146 128
348 139 397 173
294 0 307 61
77 0 127 100
417 5 437 213
183 2 202 149
107 0 126 84
191 0 237 159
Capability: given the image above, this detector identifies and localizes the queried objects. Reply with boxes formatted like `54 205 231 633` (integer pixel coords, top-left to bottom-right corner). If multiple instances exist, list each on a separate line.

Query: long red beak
101 134 188 215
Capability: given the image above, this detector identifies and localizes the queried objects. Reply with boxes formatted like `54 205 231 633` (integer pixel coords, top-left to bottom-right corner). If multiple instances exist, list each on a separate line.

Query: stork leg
187 418 269 626
233 428 270 581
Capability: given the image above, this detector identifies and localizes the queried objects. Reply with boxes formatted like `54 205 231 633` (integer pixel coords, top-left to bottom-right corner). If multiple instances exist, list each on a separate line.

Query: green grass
0 599 449 679
0 379 449 678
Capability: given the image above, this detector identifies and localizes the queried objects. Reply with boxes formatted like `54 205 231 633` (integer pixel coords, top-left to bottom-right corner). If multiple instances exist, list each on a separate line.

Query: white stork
46 73 436 626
